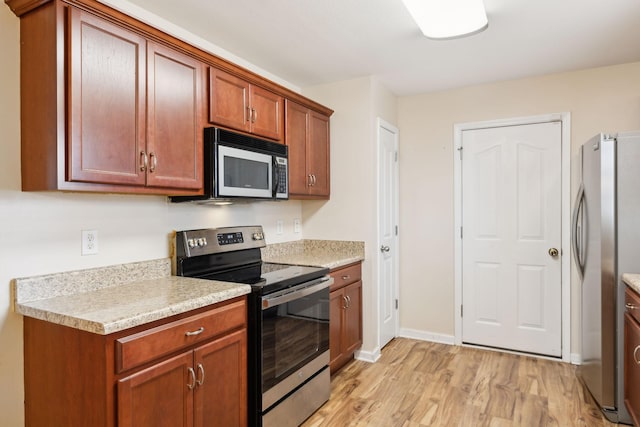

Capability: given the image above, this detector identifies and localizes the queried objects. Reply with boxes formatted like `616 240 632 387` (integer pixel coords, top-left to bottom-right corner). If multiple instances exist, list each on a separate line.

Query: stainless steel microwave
171 127 288 203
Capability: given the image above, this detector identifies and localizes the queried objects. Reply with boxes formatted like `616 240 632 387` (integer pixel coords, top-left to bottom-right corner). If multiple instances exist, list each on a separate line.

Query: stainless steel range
174 226 331 427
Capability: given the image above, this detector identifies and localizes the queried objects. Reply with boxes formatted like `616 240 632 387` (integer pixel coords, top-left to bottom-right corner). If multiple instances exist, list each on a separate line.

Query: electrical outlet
294 219 301 233
276 220 284 235
81 229 99 255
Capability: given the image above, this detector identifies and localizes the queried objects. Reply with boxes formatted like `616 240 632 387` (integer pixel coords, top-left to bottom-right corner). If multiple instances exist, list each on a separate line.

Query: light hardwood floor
303 338 619 427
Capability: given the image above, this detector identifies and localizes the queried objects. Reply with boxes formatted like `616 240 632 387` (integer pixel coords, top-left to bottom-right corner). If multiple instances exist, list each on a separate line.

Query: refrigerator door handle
571 182 585 280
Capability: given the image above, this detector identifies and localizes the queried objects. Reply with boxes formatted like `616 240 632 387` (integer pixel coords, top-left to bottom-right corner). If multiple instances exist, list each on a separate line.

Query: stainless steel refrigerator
572 132 640 424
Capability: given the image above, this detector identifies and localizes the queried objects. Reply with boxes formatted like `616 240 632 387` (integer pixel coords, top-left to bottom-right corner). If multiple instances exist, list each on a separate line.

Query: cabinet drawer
625 287 640 324
116 299 246 373
330 263 361 291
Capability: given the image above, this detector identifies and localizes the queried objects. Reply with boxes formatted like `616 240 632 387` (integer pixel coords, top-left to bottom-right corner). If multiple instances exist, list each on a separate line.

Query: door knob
380 245 390 253
548 248 559 257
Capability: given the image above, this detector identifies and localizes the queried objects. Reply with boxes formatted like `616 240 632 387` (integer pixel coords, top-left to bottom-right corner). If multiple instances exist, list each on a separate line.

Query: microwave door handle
272 158 279 197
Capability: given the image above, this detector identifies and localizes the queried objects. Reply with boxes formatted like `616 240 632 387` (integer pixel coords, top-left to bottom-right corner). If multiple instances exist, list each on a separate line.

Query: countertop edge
16 282 252 335
623 273 640 295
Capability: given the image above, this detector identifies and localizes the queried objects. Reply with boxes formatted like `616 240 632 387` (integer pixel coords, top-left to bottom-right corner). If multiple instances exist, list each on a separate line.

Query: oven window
224 156 269 190
261 288 329 392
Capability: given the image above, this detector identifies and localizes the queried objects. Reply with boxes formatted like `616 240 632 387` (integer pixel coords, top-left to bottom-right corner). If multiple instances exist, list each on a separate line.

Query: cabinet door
194 329 247 427
208 68 250 132
344 281 363 355
285 100 310 196
118 351 194 427
249 86 283 140
68 8 146 185
329 289 345 370
308 111 330 197
625 313 640 425
147 42 203 190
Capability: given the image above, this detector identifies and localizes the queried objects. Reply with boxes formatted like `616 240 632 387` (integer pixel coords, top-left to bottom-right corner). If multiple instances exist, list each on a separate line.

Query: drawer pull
187 367 196 390
185 327 205 337
626 303 638 310
342 275 350 280
196 363 205 386
634 345 640 365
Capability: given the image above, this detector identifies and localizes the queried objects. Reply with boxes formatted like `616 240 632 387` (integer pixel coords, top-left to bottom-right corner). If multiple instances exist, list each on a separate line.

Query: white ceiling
122 0 640 96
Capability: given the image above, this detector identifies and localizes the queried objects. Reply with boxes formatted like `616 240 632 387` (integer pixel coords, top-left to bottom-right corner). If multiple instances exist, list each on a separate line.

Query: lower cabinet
23 296 247 427
329 263 363 373
118 329 246 427
624 287 640 425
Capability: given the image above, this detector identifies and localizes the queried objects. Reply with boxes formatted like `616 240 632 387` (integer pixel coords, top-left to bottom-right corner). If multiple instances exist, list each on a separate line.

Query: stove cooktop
198 262 329 295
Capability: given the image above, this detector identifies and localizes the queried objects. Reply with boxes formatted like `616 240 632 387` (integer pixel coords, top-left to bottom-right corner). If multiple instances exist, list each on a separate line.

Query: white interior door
378 118 399 349
461 122 562 356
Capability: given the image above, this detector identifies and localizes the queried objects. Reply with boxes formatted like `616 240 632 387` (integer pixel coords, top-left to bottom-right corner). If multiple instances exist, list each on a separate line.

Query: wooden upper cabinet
68 8 147 186
285 100 330 199
17 2 204 195
308 111 330 196
209 67 283 141
147 42 203 190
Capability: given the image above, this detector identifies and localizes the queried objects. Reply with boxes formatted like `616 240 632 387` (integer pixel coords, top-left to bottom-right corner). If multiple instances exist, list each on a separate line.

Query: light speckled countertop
12 258 250 335
262 239 364 270
623 273 640 295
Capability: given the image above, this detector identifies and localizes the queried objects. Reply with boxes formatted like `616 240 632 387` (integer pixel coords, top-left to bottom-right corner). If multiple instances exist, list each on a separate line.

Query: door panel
462 121 562 356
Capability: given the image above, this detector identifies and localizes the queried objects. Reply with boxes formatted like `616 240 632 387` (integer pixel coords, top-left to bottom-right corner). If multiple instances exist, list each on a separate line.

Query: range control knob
198 238 207 247
252 232 264 241
187 239 196 248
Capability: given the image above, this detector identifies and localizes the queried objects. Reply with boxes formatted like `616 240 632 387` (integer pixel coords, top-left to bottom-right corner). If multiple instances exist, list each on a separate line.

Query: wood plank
303 338 617 427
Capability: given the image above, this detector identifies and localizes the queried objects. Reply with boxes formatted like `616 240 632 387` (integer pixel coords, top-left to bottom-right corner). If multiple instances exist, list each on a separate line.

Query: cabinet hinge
395 151 398 162
395 299 399 310
395 225 398 236
460 226 463 239
457 146 463 160
460 305 463 317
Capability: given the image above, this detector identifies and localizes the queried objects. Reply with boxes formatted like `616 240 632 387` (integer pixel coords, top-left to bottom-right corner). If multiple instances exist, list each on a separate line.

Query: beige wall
302 76 398 355
0 5 304 425
397 62 640 353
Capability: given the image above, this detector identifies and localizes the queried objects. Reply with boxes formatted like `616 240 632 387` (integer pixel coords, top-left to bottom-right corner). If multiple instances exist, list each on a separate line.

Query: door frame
377 117 400 348
453 112 571 362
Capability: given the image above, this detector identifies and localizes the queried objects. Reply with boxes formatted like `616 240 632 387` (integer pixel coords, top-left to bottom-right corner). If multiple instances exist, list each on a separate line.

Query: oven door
260 276 331 411
216 144 273 198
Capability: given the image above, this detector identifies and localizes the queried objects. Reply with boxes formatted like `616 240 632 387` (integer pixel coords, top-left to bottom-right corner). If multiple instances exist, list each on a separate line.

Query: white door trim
377 117 400 349
453 112 571 362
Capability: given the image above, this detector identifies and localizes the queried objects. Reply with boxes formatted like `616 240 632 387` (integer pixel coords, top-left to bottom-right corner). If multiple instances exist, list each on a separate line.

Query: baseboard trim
570 353 581 365
398 328 455 345
355 347 381 364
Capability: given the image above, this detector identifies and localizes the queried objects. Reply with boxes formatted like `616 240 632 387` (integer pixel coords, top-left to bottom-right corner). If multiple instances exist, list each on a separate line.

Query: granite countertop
262 239 364 270
12 258 251 335
623 273 640 295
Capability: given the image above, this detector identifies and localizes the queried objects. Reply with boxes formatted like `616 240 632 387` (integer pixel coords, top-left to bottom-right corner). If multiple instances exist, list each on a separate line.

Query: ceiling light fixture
401 0 488 40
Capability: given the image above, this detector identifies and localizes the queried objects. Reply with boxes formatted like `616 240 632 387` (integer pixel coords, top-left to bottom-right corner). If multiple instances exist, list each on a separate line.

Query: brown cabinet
285 100 330 198
625 287 640 425
18 2 204 194
23 296 247 427
329 263 362 373
209 68 283 141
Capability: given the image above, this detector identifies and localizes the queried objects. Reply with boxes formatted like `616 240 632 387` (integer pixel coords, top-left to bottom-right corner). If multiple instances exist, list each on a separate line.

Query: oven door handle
261 276 333 309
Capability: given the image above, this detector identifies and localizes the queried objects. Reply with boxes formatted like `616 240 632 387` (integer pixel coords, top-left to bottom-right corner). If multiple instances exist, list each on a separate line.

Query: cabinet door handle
346 295 351 308
308 174 313 187
247 106 252 122
187 367 196 390
140 151 148 172
149 152 157 173
252 108 257 123
634 345 640 365
311 174 317 186
342 295 348 309
626 303 638 310
196 363 205 386
185 326 205 336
